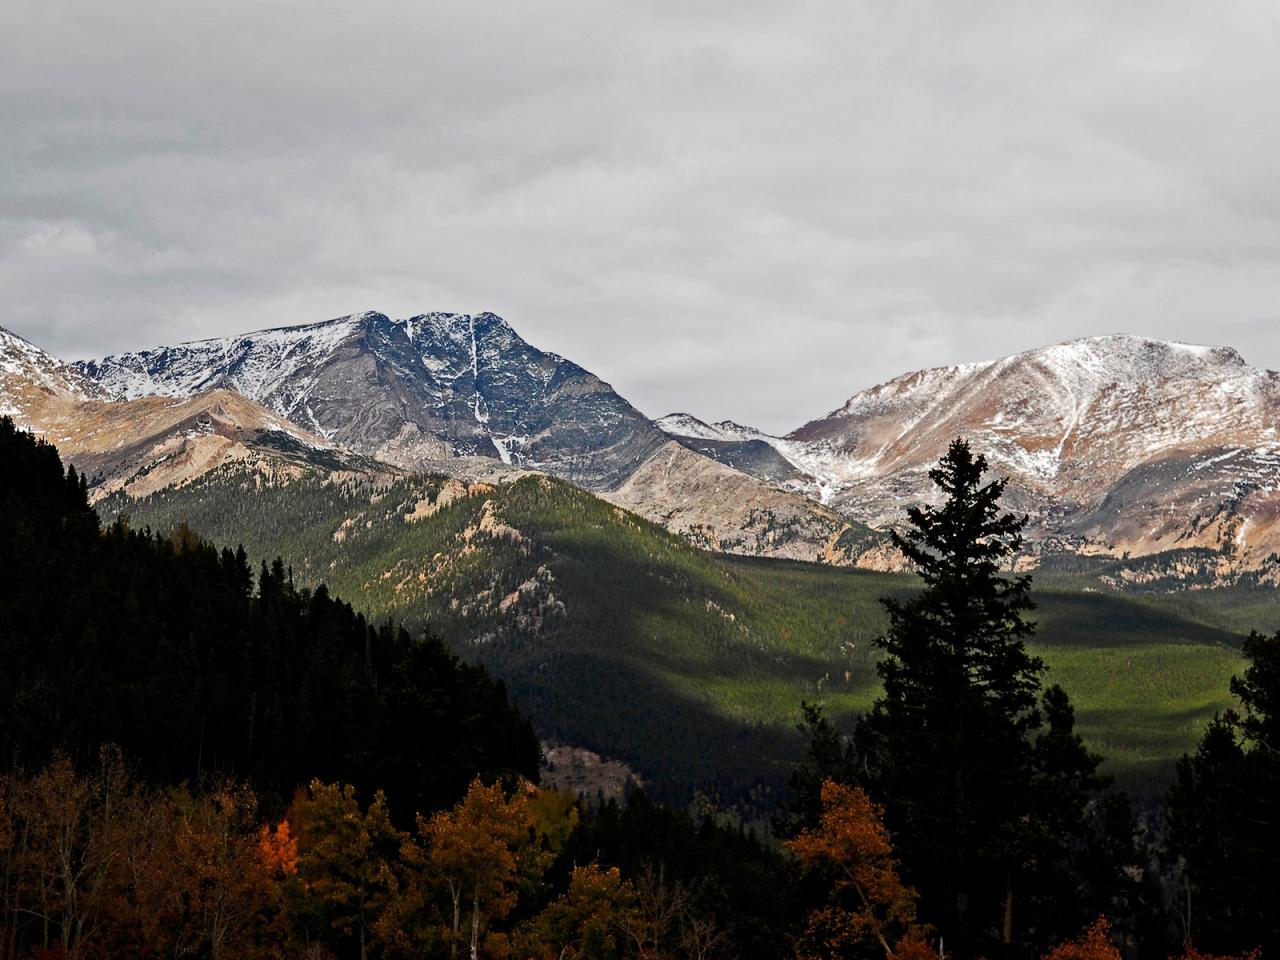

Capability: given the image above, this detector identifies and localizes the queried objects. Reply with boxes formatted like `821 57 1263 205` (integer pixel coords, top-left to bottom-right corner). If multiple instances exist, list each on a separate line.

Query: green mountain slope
101 467 1270 799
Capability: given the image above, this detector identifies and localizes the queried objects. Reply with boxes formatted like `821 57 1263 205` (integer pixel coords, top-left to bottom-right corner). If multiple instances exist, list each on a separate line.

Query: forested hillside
101 460 1263 800
0 417 539 815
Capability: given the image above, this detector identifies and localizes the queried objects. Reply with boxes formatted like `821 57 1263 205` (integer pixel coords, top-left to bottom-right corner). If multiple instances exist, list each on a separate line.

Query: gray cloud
3 0 1278 432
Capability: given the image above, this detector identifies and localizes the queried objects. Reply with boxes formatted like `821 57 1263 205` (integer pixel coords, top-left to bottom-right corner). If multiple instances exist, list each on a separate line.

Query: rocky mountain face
18 317 1280 583
1 326 107 419
72 310 893 565
77 311 666 491
2 326 379 500
605 441 899 568
661 336 1280 580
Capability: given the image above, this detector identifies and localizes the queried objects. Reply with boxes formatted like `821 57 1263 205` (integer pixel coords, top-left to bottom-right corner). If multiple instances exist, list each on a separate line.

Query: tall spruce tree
854 438 1099 955
1166 630 1280 956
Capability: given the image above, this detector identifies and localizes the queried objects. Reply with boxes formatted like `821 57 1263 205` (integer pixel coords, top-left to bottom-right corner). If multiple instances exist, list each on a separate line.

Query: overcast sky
3 1 1278 431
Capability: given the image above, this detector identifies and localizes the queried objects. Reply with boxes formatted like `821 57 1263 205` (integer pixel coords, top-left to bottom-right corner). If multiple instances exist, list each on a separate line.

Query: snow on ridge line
1 325 104 399
659 333 1275 498
656 413 774 443
84 310 516 384
72 309 576 472
826 334 1253 425
79 313 385 403
656 414 729 441
146 310 509 351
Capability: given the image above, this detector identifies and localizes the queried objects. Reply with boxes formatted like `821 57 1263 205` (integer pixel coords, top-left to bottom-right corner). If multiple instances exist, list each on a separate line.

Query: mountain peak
2 325 106 414
822 333 1254 425
77 310 665 488
656 413 766 443
659 330 1278 571
1 325 51 364
1020 334 1247 379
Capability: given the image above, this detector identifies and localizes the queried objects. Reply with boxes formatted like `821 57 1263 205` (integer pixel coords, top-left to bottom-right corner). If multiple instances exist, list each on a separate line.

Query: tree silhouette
856 438 1100 954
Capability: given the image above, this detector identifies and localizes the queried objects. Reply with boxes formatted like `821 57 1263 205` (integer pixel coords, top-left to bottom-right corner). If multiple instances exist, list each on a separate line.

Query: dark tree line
1166 627 1280 955
0 416 540 818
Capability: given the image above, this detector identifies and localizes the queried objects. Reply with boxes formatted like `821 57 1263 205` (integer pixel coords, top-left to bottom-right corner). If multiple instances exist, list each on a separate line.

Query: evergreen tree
854 438 1101 955
1166 630 1280 956
776 701 860 836
1018 686 1145 952
0 416 540 816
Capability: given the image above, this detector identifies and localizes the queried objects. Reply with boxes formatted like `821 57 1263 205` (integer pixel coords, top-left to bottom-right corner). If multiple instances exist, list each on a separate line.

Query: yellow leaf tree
424 778 532 960
293 781 402 960
788 779 930 960
1041 917 1122 960
515 863 638 960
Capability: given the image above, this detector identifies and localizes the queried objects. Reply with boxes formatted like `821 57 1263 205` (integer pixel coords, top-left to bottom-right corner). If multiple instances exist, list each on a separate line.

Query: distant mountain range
5 316 1279 585
659 336 1280 582
0 326 379 499
65 313 867 566
5 314 1277 794
76 311 665 490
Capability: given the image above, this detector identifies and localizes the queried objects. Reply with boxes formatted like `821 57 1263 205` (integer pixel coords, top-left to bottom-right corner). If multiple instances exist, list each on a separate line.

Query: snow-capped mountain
0 326 106 424
3 317 891 567
653 414 769 444
2 325 375 500
653 414 804 485
661 335 1280 574
78 311 666 490
24 317 1280 579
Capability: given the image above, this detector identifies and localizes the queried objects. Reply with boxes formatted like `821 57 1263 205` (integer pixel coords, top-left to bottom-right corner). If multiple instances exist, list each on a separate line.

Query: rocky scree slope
604 440 899 568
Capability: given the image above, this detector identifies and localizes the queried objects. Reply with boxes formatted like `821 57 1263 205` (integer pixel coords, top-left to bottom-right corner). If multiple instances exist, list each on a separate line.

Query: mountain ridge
11 316 1279 581
660 334 1280 579
69 311 895 565
76 310 667 489
1 324 383 500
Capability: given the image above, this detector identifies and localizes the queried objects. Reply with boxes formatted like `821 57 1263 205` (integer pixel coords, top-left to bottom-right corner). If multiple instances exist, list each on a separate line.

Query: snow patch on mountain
79 313 371 407
77 310 666 490
1 326 104 400
665 335 1280 549
656 413 769 443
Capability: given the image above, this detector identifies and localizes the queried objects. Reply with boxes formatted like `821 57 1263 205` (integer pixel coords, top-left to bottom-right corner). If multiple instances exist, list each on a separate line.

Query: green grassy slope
101 467 1273 800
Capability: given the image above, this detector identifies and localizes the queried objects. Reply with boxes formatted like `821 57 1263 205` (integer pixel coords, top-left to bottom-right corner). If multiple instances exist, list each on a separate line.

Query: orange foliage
894 934 942 960
1 759 284 960
1171 947 1262 960
515 862 639 960
259 818 299 876
165 785 282 958
1041 917 1122 960
423 778 533 959
788 779 925 960
290 781 401 951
